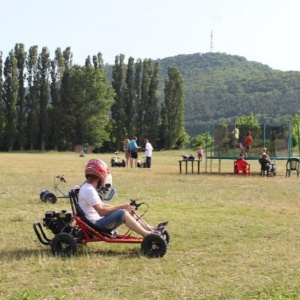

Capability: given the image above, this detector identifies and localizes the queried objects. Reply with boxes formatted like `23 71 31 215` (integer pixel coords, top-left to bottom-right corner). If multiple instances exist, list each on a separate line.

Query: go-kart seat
69 190 116 237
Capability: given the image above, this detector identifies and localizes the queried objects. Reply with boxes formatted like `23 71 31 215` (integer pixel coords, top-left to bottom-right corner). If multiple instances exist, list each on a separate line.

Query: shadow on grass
0 245 142 261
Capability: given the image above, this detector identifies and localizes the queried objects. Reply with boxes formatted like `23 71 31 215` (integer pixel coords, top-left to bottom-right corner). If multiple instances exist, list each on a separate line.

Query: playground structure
202 122 300 173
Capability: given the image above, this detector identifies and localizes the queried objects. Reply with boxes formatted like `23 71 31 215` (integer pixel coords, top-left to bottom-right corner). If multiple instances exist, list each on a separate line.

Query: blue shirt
129 140 138 152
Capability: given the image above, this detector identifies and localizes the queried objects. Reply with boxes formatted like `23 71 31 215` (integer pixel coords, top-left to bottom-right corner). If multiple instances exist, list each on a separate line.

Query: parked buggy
111 157 126 167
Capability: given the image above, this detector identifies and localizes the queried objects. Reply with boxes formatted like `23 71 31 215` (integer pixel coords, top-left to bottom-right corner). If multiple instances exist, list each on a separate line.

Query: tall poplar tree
3 51 18 151
135 59 160 146
143 61 160 147
135 59 151 139
124 57 136 138
38 47 50 151
0 52 4 149
14 43 26 150
111 54 127 150
162 66 184 149
93 52 104 69
133 59 142 135
26 46 39 150
49 48 65 150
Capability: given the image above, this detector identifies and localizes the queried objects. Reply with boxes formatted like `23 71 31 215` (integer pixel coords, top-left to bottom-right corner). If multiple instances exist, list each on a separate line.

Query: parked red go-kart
33 188 170 258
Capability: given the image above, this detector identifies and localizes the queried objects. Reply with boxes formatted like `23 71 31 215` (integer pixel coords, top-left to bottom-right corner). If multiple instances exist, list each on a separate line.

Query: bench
178 159 201 174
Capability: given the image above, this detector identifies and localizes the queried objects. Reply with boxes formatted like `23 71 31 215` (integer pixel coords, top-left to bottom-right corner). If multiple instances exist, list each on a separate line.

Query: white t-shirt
78 182 103 223
145 142 153 157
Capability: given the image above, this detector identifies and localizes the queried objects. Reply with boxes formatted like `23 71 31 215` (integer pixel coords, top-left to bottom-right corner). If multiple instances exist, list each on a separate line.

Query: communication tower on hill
210 30 214 52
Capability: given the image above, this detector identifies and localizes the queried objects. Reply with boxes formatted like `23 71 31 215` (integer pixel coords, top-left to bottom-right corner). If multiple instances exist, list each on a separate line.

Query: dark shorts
94 209 125 230
130 151 138 159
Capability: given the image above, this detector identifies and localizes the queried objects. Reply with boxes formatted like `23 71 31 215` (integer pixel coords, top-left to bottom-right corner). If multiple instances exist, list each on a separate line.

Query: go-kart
111 157 126 167
39 175 115 204
33 188 170 258
39 175 70 204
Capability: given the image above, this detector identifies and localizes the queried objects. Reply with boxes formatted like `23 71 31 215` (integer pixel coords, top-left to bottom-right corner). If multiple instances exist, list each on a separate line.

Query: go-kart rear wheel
163 229 170 244
111 159 116 167
43 192 57 204
51 233 77 257
122 160 126 167
40 190 48 202
141 233 167 258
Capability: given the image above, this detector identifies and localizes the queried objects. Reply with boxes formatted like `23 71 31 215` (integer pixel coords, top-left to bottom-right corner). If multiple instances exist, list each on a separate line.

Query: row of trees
0 44 186 151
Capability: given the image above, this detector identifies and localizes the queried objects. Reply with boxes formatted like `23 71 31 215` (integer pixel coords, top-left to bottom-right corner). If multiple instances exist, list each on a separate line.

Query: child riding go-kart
33 159 169 258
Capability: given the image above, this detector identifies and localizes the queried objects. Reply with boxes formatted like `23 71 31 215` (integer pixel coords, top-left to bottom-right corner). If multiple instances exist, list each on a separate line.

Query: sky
1 0 300 71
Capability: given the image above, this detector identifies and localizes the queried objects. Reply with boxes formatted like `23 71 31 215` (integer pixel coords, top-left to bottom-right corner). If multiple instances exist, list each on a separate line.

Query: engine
43 210 73 234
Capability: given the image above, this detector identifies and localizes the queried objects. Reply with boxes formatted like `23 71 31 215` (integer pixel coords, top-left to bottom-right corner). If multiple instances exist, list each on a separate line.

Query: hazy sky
1 0 300 71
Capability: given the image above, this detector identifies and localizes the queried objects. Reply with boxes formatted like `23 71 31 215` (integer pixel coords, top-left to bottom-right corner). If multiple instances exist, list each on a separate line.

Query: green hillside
106 52 300 137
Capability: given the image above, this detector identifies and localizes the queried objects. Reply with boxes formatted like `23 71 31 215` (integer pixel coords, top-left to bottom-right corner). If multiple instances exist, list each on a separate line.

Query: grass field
1 151 300 300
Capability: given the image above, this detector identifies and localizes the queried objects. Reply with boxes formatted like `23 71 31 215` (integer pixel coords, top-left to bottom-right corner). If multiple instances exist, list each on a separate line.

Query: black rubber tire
40 190 48 202
43 192 57 204
163 229 170 244
141 233 168 258
111 159 116 167
51 233 77 256
122 160 126 167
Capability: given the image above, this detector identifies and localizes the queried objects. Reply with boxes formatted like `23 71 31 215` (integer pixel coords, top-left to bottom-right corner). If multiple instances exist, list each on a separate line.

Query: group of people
232 126 253 157
236 147 276 176
258 147 276 176
123 136 153 168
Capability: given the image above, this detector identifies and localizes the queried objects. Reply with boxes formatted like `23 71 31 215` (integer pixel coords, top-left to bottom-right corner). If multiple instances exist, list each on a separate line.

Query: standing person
197 145 204 161
129 136 140 168
144 139 153 168
123 139 131 167
232 125 240 145
243 131 253 157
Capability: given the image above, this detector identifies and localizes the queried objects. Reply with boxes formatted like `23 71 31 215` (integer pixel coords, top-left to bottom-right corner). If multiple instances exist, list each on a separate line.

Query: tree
38 47 51 151
14 43 27 151
26 45 40 150
59 65 114 150
291 114 300 148
3 51 18 151
124 57 136 139
144 61 160 147
93 52 104 69
49 48 65 150
162 67 184 149
134 59 160 147
85 55 92 67
0 52 4 149
111 54 127 150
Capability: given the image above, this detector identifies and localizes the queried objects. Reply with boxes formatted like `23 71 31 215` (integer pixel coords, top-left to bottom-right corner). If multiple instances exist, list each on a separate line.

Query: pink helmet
85 159 109 185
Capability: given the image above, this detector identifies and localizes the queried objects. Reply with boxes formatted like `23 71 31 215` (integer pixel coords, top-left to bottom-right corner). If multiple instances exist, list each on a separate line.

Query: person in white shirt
78 158 156 237
144 139 153 168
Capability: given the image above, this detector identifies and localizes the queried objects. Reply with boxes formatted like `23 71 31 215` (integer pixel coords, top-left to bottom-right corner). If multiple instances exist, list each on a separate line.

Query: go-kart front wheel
51 233 77 257
43 192 57 204
40 190 48 202
141 233 167 258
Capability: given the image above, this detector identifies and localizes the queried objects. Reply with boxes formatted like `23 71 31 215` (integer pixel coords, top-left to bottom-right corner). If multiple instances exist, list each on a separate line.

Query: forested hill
106 52 300 137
